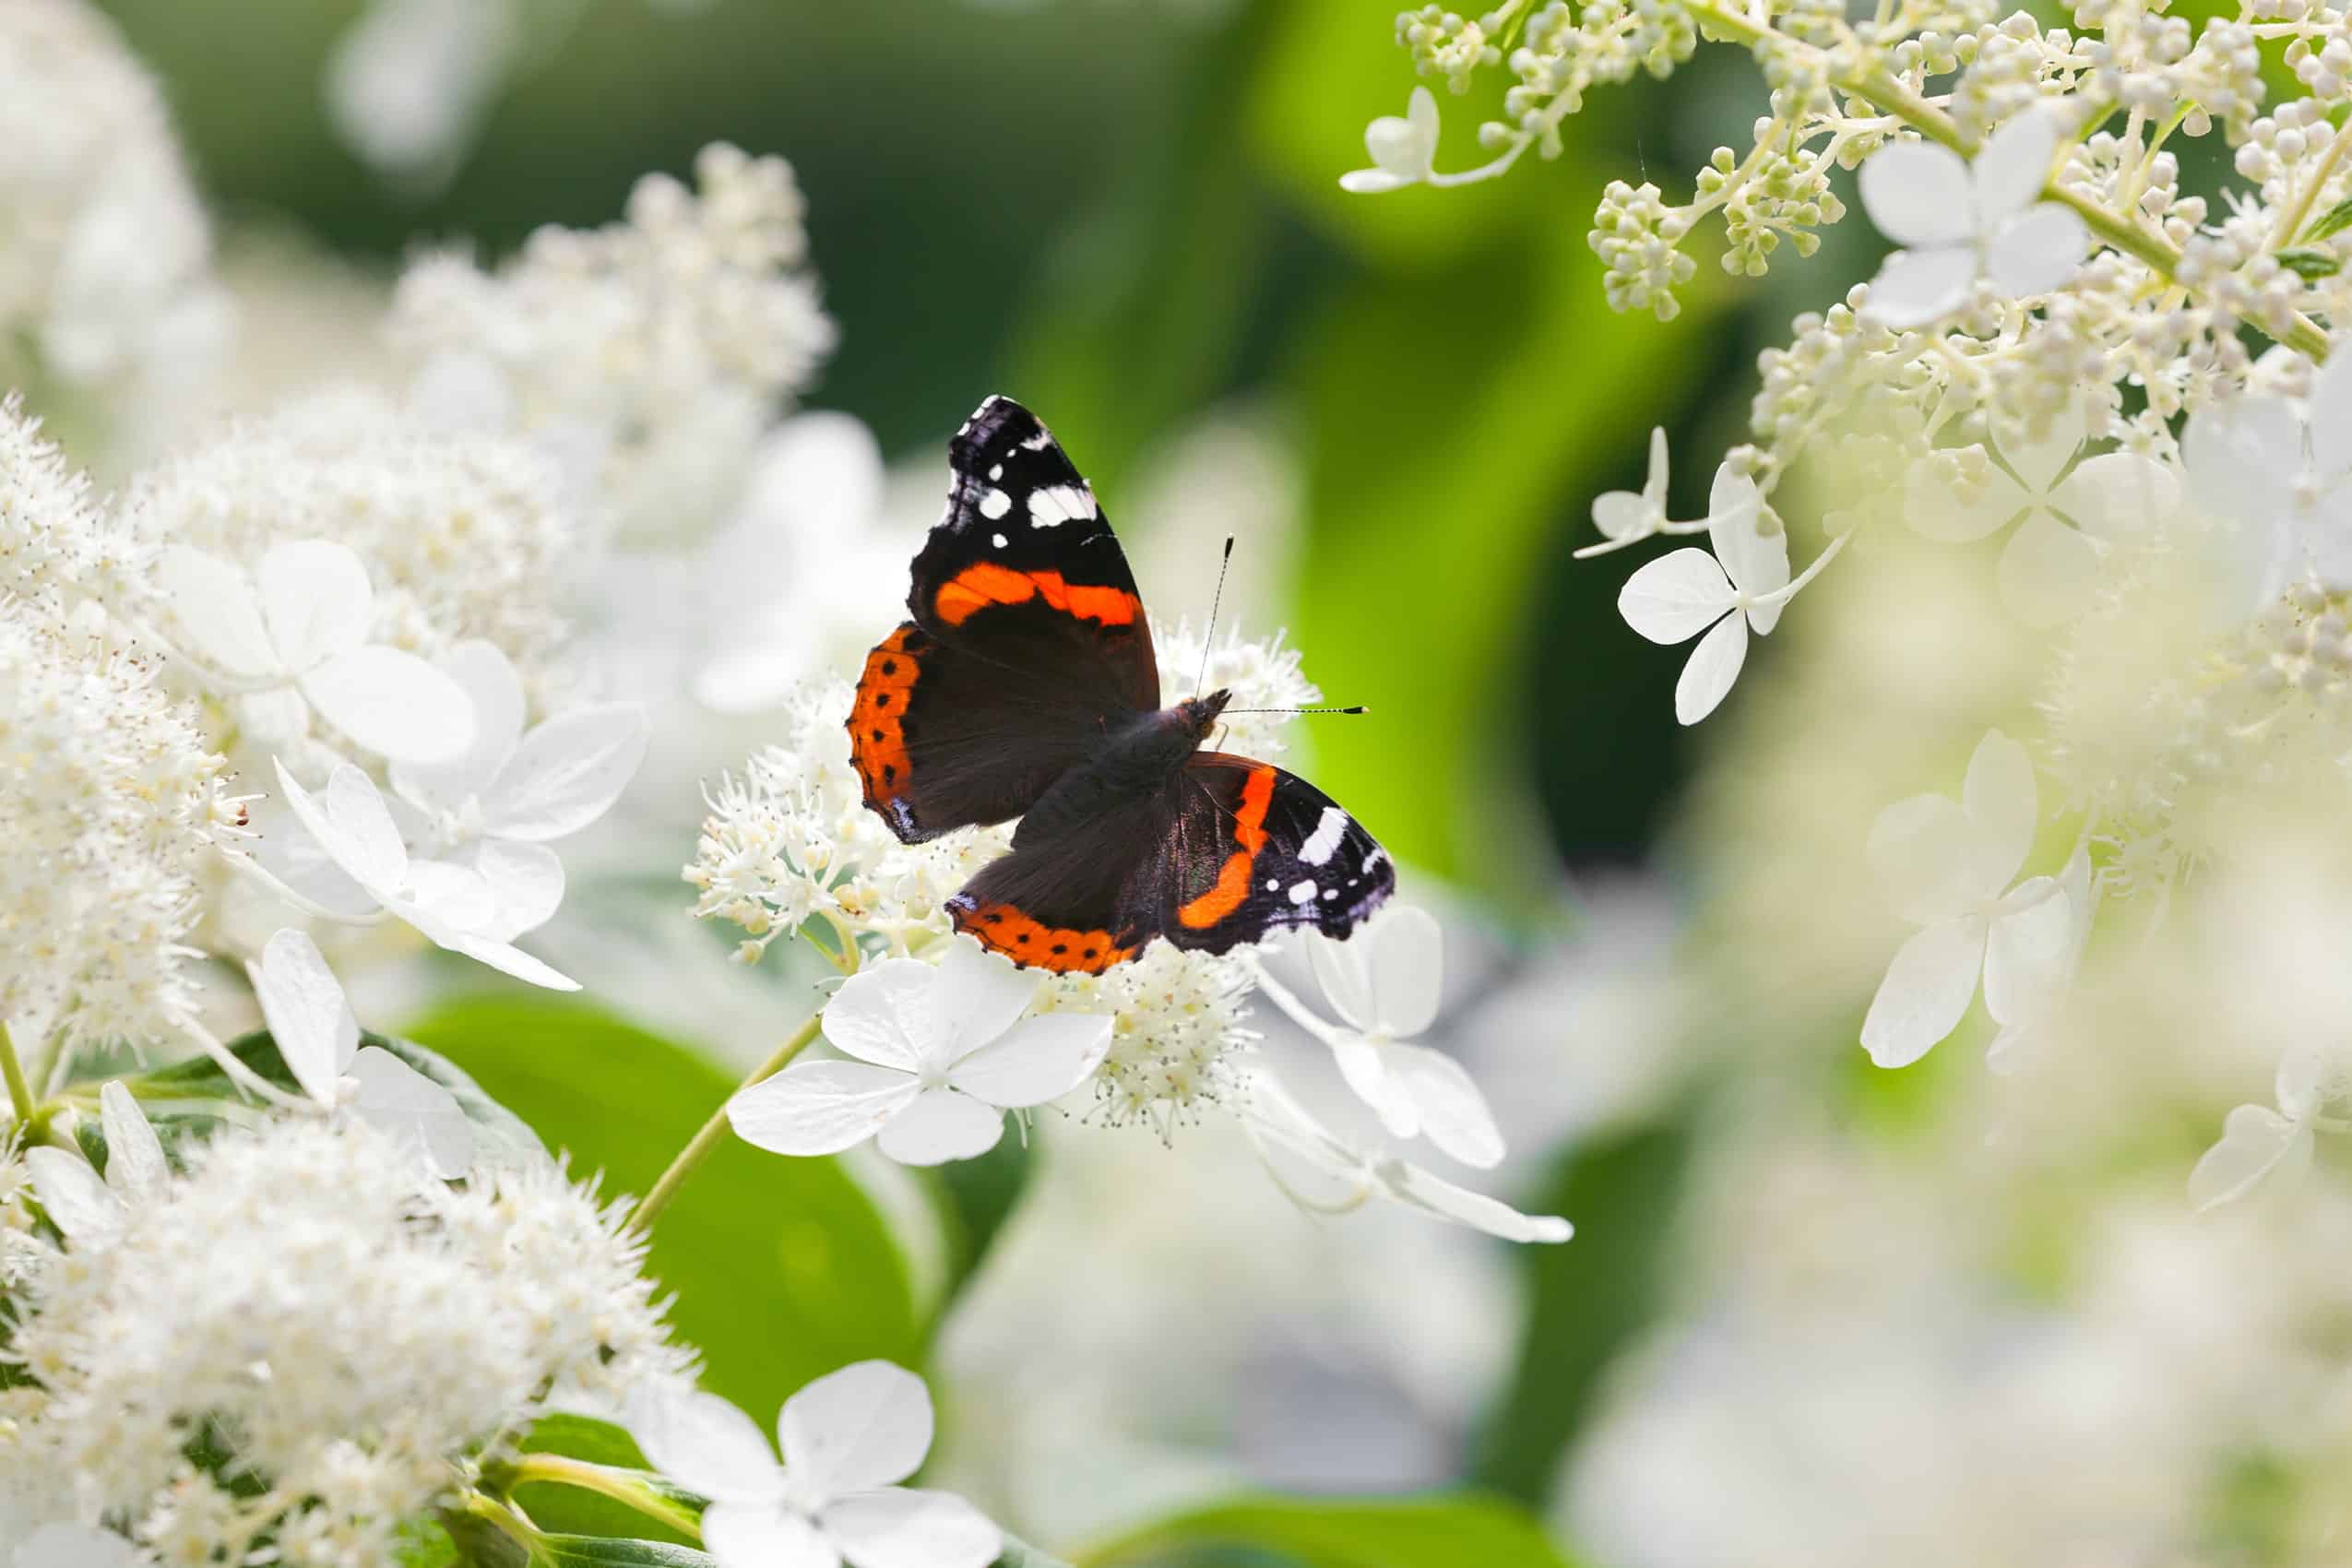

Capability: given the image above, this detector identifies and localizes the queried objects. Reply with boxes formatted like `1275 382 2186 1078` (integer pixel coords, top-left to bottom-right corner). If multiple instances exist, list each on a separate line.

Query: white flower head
245 928 476 1178
1615 466 1788 724
1859 730 2075 1068
1858 110 2089 327
729 938 1111 1166
1261 905 1505 1169
1340 86 1441 193
2183 350 2352 611
626 1362 1000 1568
270 758 579 992
2189 1044 2334 1213
156 540 476 766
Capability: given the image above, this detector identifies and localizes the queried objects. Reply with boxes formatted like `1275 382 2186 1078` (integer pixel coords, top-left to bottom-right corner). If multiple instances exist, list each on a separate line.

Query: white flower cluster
0 0 227 395
5 1111 691 1565
1355 0 2352 1203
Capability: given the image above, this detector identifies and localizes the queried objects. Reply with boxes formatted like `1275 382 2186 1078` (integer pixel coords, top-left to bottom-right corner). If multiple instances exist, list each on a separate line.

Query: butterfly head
1176 688 1232 741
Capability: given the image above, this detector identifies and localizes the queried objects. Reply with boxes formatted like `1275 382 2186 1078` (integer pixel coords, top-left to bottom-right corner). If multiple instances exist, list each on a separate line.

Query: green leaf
402 995 924 1420
1078 1493 1574 1568
926 1122 1035 1301
504 1414 699 1546
532 1538 718 1568
2304 197 2352 244
998 1537 1081 1568
1471 1111 1697 1504
2279 246 2342 279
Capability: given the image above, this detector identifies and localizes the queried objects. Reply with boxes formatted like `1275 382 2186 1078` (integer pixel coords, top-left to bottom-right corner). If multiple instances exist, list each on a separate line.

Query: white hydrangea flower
730 938 1112 1167
626 1362 1000 1568
1859 731 2075 1068
1238 1066 1571 1244
156 540 477 766
1340 86 1442 193
245 928 475 1178
23 1081 166 1249
2189 1044 2336 1212
1043 941 1261 1137
1150 618 1324 761
2183 350 2352 614
1858 110 2089 327
1258 905 1504 1169
1615 466 1790 724
1586 427 1673 554
0 395 148 605
271 759 580 992
7 1116 692 1563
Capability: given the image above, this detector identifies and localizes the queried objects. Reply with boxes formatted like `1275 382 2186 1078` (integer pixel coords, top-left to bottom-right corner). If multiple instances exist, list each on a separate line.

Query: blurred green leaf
2279 246 2342 279
999 1538 1080 1568
1472 1111 1697 1504
1075 1493 1574 1568
403 996 923 1420
532 1538 716 1568
396 1518 461 1568
926 1123 1035 1303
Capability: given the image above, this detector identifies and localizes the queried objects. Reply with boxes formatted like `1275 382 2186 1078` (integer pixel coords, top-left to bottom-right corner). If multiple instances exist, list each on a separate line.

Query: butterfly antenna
1194 536 1235 700
1224 706 1371 715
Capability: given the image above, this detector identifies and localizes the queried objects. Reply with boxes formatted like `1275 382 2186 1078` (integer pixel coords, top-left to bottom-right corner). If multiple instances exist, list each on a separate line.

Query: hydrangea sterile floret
1615 466 1799 725
2189 1043 2337 1212
1340 86 1442 193
24 1081 166 1249
1857 110 2089 328
626 1361 1001 1568
2183 349 2352 615
729 937 1112 1166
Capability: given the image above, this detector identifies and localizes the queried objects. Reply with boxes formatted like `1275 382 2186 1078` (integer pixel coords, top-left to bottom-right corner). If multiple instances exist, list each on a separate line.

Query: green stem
627 1014 824 1234
0 1023 34 1130
498 1455 705 1539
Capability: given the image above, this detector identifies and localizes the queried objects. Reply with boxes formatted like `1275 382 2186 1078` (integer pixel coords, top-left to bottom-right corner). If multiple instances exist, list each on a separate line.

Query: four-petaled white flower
2183 349 2352 615
1616 466 1788 724
1857 110 2089 328
1906 402 2175 625
26 1081 167 1248
730 937 1112 1167
1261 906 1504 1169
1238 1067 1572 1244
1984 847 2096 1076
246 928 475 1178
1586 427 1672 553
626 1361 1001 1568
389 640 647 942
272 759 580 992
2189 1044 2335 1213
1339 86 1440 193
155 539 475 765
1860 730 2075 1068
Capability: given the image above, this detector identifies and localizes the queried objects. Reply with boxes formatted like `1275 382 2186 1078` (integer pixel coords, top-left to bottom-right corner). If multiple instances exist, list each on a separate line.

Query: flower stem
0 1023 33 1129
627 1013 823 1234
494 1455 704 1539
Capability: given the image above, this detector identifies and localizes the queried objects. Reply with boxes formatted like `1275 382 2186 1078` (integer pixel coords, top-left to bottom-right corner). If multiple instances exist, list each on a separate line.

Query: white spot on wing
1298 806 1348 866
1021 429 1052 450
1028 484 1097 528
979 488 1012 520
1287 879 1318 905
989 464 1004 480
992 532 1008 548
1265 877 1280 890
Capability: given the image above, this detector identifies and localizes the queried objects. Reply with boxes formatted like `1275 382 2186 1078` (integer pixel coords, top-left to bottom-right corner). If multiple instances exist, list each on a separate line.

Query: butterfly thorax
1012 689 1230 850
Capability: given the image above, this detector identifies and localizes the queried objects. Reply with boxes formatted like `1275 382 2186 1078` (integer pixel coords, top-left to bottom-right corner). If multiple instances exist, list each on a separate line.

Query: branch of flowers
627 1012 824 1234
0 1022 33 1127
2272 124 2352 248
489 1454 704 1539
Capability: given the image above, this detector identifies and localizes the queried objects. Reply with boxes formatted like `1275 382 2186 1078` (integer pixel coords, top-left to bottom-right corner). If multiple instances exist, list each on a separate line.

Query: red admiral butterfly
848 396 1396 973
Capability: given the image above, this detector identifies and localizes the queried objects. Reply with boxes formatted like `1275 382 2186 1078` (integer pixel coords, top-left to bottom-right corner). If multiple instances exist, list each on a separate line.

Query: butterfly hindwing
944 790 1165 974
1155 753 1395 954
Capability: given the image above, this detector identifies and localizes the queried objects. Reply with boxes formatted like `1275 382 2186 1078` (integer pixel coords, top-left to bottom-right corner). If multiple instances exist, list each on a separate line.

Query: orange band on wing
953 899 1134 973
849 624 925 818
932 564 1139 628
1177 765 1277 929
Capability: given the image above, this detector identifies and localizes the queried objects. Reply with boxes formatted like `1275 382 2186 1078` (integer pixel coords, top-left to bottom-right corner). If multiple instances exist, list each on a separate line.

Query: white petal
2311 347 2352 468
1642 424 1670 501
1380 1158 1574 1243
257 540 372 673
407 857 497 933
349 1046 477 1178
156 545 278 679
18 1526 145 1568
466 838 566 941
1857 140 1975 247
480 705 649 841
707 1503 839 1568
1364 114 1428 181
780 1360 934 1496
2189 1105 2312 1212
432 926 581 991
730 1061 921 1157
1359 902 1444 1038
1390 1043 1506 1169
27 1148 121 1245
274 760 408 897
1406 83 1439 141
1863 246 1978 328
945 1015 1111 1109
1986 204 2087 300
391 640 526 811
303 646 477 766
1708 475 1788 630
824 1489 1003 1568
248 929 360 1105
873 1088 1005 1167
1332 1038 1419 1140
1304 925 1378 1034
2049 451 2177 538
1590 489 1652 541
1860 917 1987 1068
251 804 380 919
1673 612 1748 726
1905 457 2027 543
1972 110 2058 225
2276 1042 2330 1123
1869 792 1998 923
2182 396 2300 528
1997 512 2100 626
2001 398 2088 496
821 960 935 1072
98 1081 169 1205
1338 168 1411 194
625 1385 786 1506
1618 549 1734 644
1963 728 2038 885
1983 878 2073 1026
930 937 1040 1068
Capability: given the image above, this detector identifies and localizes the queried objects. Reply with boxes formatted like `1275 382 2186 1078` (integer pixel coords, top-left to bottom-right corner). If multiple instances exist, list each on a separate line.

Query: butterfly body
849 397 1394 973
